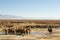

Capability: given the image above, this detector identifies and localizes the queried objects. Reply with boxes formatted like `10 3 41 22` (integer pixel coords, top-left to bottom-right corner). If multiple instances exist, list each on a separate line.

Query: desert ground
0 28 60 40
0 20 60 40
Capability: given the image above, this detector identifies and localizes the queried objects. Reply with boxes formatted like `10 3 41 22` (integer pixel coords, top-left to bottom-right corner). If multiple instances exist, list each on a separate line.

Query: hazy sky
0 0 60 19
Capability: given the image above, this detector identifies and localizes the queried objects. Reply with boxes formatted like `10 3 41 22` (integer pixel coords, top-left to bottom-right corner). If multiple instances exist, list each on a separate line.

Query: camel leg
28 31 30 34
14 30 16 35
4 29 7 35
7 29 9 35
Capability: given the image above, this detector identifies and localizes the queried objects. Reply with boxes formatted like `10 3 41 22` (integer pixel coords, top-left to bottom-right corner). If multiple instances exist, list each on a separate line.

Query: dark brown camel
48 26 53 33
8 28 14 34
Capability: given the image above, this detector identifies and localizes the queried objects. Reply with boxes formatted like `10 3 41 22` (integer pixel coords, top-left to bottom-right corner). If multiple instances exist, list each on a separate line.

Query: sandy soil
0 28 60 40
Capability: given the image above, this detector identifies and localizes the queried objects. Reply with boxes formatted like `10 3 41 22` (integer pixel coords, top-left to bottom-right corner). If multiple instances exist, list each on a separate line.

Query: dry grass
0 20 60 40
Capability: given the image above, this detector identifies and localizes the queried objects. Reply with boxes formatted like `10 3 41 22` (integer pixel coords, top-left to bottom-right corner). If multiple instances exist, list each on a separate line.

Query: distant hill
0 15 60 20
0 15 26 20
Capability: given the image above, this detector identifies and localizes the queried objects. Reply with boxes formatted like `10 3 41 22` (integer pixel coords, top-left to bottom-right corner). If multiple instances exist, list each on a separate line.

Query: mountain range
0 15 60 20
0 15 26 20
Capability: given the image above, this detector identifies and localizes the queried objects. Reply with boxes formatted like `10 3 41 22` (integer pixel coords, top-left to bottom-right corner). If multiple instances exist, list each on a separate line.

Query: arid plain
0 20 60 40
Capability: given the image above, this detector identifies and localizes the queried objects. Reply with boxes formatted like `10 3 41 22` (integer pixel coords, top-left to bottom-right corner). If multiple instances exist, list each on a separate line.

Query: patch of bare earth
0 28 60 40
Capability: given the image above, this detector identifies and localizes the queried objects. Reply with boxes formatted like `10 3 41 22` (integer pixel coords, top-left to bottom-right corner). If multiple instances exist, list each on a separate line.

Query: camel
3 28 9 34
48 26 53 33
8 28 14 34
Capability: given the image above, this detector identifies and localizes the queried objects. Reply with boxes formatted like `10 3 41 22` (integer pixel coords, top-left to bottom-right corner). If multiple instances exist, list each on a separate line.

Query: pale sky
0 0 60 19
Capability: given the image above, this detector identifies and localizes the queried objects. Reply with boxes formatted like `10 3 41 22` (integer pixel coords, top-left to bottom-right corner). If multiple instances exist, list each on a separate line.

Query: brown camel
3 28 9 34
48 26 53 33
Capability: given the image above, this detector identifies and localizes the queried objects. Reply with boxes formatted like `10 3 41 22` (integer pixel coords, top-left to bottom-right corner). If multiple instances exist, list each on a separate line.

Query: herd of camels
3 26 52 35
1 24 53 36
2 25 31 36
